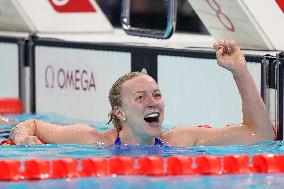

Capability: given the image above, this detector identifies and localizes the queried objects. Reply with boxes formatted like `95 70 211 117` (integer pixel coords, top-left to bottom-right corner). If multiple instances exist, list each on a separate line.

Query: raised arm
214 39 274 140
9 119 103 145
166 39 274 147
194 39 275 145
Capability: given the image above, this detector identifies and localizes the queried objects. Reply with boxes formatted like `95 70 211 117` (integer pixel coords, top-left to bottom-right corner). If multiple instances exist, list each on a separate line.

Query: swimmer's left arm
168 39 274 147
194 39 274 145
165 124 262 146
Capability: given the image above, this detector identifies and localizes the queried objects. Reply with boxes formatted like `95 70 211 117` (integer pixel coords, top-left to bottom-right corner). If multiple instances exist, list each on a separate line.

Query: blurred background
95 0 209 34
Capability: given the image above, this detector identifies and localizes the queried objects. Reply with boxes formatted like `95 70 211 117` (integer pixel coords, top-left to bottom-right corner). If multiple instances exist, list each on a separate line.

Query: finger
213 40 221 51
216 46 224 58
31 136 43 145
228 39 236 53
213 39 224 51
223 38 235 53
17 139 33 145
18 136 42 145
224 39 231 52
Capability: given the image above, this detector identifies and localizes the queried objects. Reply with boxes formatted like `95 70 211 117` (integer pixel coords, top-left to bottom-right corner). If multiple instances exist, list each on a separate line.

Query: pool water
2 174 284 189
0 114 284 189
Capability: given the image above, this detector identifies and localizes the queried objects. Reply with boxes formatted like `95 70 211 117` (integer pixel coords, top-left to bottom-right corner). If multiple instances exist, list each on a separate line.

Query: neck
119 126 155 145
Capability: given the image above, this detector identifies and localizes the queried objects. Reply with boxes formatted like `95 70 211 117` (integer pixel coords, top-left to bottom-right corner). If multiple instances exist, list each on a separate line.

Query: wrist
231 64 249 77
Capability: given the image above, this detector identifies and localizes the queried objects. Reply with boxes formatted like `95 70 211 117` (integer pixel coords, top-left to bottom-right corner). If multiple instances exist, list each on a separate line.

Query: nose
148 104 157 109
146 96 159 109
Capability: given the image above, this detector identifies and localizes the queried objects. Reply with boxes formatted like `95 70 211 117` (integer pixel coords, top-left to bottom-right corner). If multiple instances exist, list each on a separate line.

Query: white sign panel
158 55 261 128
0 0 113 33
0 42 19 98
35 46 131 122
187 0 284 50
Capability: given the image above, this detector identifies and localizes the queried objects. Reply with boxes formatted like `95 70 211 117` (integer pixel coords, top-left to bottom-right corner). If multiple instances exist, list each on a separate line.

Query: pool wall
0 36 25 100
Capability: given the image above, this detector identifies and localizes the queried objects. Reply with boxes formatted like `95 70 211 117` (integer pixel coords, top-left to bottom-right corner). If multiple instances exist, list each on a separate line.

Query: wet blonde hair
107 72 147 133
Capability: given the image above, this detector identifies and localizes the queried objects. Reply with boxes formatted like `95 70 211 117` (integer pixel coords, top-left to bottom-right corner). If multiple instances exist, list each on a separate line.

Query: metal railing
262 52 284 140
121 0 177 39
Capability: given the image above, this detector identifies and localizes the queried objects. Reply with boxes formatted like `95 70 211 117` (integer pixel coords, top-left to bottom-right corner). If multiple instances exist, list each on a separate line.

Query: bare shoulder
162 125 199 147
163 124 258 146
88 128 117 147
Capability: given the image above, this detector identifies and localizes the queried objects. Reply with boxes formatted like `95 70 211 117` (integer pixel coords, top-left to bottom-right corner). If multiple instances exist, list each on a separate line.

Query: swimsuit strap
114 136 122 146
154 137 164 146
114 137 164 146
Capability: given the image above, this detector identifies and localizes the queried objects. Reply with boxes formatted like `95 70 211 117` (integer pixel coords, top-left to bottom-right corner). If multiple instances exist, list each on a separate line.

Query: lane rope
0 154 284 181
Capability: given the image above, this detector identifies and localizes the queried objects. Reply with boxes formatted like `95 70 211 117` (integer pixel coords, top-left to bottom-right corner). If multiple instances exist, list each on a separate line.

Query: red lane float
137 156 164 176
1 154 284 181
0 98 24 114
109 156 135 175
0 139 14 145
223 155 251 174
167 156 193 175
0 160 22 181
195 155 222 174
24 159 51 180
52 159 80 178
0 139 46 146
81 158 108 176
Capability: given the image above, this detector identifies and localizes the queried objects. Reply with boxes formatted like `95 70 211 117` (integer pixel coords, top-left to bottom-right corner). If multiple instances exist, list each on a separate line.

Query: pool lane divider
0 98 24 114
1 154 284 181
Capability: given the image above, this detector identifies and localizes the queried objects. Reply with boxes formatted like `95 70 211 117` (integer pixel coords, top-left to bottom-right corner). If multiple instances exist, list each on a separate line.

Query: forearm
233 66 274 140
47 125 98 144
9 119 100 145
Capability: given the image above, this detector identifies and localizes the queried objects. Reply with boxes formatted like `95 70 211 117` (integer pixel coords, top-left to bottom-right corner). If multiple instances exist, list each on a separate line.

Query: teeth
145 113 159 118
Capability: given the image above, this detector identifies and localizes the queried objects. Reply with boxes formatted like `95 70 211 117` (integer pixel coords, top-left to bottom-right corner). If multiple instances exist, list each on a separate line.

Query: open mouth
144 112 160 127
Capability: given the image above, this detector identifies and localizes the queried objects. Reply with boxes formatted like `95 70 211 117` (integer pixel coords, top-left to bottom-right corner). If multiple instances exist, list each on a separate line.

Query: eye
136 95 144 102
154 93 162 98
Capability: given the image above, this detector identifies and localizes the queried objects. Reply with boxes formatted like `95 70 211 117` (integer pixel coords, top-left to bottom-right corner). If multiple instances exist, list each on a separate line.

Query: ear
112 106 126 120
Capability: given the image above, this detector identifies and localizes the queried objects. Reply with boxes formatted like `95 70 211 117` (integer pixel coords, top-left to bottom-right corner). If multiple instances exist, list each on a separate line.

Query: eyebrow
134 91 146 95
134 89 161 95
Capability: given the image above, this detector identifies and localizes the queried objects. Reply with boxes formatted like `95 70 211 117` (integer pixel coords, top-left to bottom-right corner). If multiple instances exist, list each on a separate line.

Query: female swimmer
9 39 274 147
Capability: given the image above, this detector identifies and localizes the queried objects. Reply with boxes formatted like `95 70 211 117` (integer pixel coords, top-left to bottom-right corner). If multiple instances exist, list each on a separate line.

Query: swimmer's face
120 75 165 137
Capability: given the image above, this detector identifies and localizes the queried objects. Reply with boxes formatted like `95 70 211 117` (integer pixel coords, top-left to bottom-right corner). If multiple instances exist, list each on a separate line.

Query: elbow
257 126 275 142
262 123 276 141
244 123 275 143
266 125 276 141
